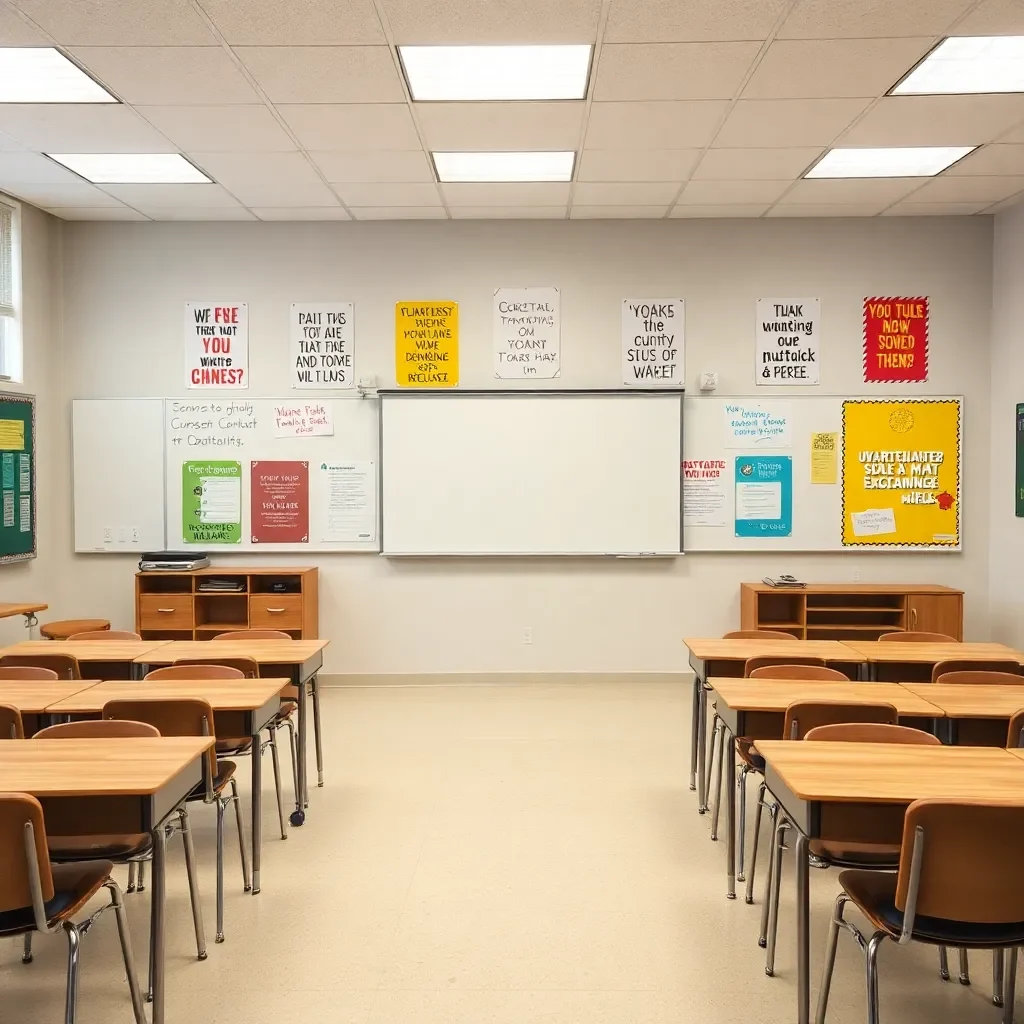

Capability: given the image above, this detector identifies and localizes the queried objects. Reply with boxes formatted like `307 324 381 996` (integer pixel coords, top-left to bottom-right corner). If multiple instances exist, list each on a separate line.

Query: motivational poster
185 302 248 389
735 456 792 538
622 299 684 386
395 301 458 388
181 460 242 544
863 297 928 383
724 401 792 448
291 303 354 389
494 287 560 379
682 458 726 527
756 298 820 385
251 461 309 543
272 402 333 438
810 431 838 485
841 398 961 547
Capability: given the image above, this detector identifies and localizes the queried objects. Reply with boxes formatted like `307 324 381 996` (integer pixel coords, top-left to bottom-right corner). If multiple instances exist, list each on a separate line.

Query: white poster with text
291 303 354 389
622 299 684 386
682 459 727 526
493 287 560 379
185 302 248 389
756 298 820 386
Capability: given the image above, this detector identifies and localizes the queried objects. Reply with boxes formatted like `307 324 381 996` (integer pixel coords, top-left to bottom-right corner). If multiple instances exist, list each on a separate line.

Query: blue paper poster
735 456 792 537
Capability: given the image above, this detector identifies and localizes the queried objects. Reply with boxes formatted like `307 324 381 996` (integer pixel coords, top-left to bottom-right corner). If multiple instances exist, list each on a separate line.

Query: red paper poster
250 461 308 543
863 296 928 383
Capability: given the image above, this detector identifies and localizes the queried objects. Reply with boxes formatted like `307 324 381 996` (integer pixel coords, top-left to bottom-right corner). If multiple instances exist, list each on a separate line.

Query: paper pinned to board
850 508 897 537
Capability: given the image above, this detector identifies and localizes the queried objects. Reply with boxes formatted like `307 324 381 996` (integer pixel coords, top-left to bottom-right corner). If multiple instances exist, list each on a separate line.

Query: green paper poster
1017 404 1024 517
182 460 242 544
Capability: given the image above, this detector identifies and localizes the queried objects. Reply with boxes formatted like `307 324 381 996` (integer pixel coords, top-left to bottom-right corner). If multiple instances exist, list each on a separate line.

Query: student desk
756 741 1024 1024
49 678 286 895
843 641 1024 680
0 639 172 678
135 639 329 823
902 682 1024 744
683 639 866 811
0 601 48 635
0 679 101 715
707 679 941 899
0 736 213 1024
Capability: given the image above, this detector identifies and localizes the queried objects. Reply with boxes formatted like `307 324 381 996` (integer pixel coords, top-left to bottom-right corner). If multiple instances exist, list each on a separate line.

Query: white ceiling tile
102 183 243 207
765 203 882 216
11 0 216 43
337 182 441 206
200 0 385 44
220 180 341 206
899 174 1024 203
570 205 667 218
997 121 1024 143
0 152 87 185
135 106 297 153
594 43 761 101
605 0 790 42
236 46 404 103
586 101 728 149
987 193 1024 212
350 206 447 219
953 0 1024 34
0 2 49 42
310 150 434 183
3 181 124 206
253 207 352 220
713 98 871 148
778 0 973 39
882 201 993 216
442 182 571 206
189 151 322 186
138 206 258 220
669 204 769 217
779 177 929 204
0 105 174 151
449 207 568 219
572 181 680 204
577 149 700 181
278 104 420 151
45 205 150 220
741 38 934 99
383 0 601 44
692 147 822 180
946 144 1024 176
677 179 790 204
417 102 584 150
838 96 1024 147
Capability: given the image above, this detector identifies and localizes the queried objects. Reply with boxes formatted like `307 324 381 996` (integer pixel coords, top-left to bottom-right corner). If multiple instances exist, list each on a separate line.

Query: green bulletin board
0 392 34 562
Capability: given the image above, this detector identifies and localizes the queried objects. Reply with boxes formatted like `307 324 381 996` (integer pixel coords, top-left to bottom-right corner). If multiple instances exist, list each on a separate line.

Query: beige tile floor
1 681 1016 1023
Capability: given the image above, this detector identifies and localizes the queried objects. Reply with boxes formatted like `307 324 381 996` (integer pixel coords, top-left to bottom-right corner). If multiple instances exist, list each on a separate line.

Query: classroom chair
1007 709 1024 748
931 666 1023 747
67 629 142 640
815 799 1024 1024
723 629 797 640
878 631 958 643
103 698 250 949
0 793 146 1024
39 618 110 640
0 654 81 680
931 660 1021 682
934 669 1024 685
0 666 58 680
748 665 850 681
0 703 24 738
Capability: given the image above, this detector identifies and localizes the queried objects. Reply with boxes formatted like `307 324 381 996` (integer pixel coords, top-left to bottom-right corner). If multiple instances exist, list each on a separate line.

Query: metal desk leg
252 729 262 894
149 824 167 1024
697 682 709 813
22 612 38 638
690 675 700 791
795 832 811 1024
725 729 737 900
290 673 308 825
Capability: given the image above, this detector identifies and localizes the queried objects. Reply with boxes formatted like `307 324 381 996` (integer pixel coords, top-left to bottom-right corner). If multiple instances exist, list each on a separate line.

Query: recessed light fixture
893 36 1024 95
399 45 592 101
0 47 117 103
433 151 576 183
46 153 212 184
805 147 975 178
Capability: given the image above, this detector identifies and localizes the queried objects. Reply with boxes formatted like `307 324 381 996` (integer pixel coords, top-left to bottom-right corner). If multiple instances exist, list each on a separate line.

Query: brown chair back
67 630 141 640
0 703 24 739
748 664 849 681
931 660 1020 683
103 697 217 777
895 800 1024 923
744 656 826 677
782 701 898 741
804 722 941 745
35 719 160 740
934 669 1024 686
0 654 80 680
1006 710 1024 749
723 629 796 640
145 664 245 681
0 666 58 680
172 657 259 678
213 629 291 641
879 631 958 643
0 793 54 913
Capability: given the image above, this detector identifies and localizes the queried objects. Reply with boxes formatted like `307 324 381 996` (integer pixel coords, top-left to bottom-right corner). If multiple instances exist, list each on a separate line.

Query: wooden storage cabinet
740 583 963 641
136 567 318 640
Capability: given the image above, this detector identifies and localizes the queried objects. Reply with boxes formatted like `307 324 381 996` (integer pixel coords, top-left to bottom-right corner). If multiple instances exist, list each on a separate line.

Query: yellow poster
395 301 458 388
841 399 961 547
0 419 24 451
810 431 838 484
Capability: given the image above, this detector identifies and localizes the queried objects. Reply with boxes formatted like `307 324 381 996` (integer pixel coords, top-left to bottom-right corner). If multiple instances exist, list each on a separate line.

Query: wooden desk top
742 583 962 596
684 638 865 662
48 678 289 714
757 741 1024 803
710 679 941 717
0 680 101 713
0 737 214 796
0 602 48 618
136 639 328 665
902 683 1024 720
137 566 316 576
0 640 172 662
843 641 1024 665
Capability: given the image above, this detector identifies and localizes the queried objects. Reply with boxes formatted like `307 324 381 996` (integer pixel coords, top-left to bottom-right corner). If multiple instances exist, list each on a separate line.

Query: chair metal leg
745 782 766 905
960 948 971 985
268 726 287 840
229 777 252 892
136 858 146 893
710 722 726 842
866 933 885 1024
1003 948 1017 1024
311 676 324 788
765 818 789 976
22 931 33 963
126 861 137 894
704 713 720 813
815 893 848 1024
285 716 300 808
737 765 749 882
939 947 950 981
106 880 147 1024
759 804 780 948
63 921 82 1024
995 949 1006 1007
215 797 225 943
179 808 207 960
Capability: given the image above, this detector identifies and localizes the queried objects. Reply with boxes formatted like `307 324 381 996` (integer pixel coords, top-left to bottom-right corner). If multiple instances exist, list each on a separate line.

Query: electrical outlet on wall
103 526 113 544
852 568 861 582
131 527 140 543
522 626 533 645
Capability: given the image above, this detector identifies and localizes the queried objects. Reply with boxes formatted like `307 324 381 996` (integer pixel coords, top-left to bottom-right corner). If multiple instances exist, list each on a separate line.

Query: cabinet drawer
249 595 303 630
139 595 194 630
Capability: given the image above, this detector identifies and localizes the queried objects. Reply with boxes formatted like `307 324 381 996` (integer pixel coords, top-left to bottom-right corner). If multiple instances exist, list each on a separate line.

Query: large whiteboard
381 391 683 556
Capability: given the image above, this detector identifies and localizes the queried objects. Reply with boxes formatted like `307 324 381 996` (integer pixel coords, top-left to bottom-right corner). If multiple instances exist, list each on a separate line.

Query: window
0 200 22 383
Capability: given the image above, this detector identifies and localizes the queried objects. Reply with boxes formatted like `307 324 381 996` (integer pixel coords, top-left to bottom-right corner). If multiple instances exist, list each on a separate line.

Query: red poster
863 296 928 383
250 461 308 543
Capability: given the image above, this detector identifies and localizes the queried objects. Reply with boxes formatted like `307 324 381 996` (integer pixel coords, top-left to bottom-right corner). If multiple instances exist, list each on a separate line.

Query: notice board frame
0 390 35 564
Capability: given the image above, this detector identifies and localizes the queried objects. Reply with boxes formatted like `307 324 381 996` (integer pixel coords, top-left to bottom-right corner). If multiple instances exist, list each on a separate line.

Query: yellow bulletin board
841 398 961 548
394 300 459 388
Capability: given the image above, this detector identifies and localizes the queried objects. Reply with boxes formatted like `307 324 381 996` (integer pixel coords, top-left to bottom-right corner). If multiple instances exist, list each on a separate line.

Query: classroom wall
56 217 993 676
989 205 1024 648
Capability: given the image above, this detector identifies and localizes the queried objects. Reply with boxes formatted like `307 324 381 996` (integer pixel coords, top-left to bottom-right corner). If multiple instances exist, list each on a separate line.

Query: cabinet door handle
157 607 175 613
910 608 917 627
266 607 286 613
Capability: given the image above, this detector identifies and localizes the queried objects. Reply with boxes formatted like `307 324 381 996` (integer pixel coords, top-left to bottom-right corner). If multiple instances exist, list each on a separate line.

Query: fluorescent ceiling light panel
400 45 592 101
434 151 575 182
805 146 975 178
894 36 1024 95
47 153 211 183
0 47 117 103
